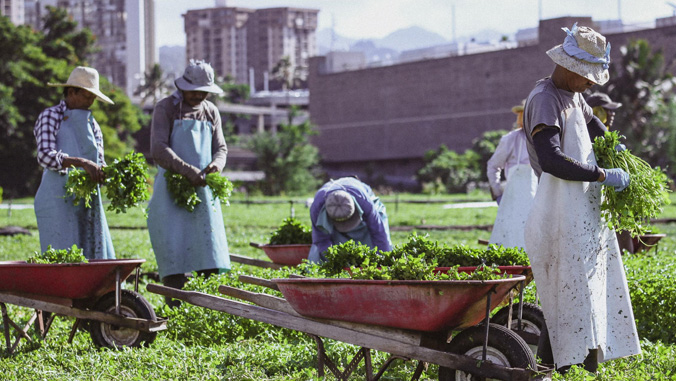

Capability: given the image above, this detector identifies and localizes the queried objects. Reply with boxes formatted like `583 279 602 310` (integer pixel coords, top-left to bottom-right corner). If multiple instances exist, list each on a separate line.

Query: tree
471 129 509 183
270 56 307 91
599 39 676 176
416 145 481 194
247 106 321 195
0 10 145 197
134 63 172 106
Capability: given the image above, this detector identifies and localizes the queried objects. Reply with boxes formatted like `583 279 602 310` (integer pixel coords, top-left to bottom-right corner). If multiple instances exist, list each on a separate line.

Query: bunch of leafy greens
165 171 234 212
317 234 516 281
26 244 88 264
268 218 313 245
593 131 671 236
64 151 150 213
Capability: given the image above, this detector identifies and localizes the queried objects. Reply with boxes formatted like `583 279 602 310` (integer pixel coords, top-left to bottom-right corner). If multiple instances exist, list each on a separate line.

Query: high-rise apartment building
1 0 25 25
184 6 318 91
24 0 156 97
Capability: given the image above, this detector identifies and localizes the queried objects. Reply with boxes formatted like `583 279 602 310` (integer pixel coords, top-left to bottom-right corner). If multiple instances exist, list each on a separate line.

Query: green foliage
600 39 676 178
133 63 172 107
594 130 671 236
417 144 481 193
247 106 321 195
26 244 87 264
64 152 150 213
165 171 233 212
268 217 312 245
471 129 509 181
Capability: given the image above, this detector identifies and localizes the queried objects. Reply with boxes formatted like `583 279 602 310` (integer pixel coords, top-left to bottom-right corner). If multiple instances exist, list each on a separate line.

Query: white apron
524 105 641 367
489 133 537 248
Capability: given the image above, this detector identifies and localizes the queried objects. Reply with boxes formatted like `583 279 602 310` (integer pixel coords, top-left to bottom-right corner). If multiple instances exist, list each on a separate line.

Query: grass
1 191 676 379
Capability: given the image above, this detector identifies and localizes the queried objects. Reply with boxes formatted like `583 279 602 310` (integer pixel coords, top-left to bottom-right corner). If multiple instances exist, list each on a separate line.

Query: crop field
1 191 676 380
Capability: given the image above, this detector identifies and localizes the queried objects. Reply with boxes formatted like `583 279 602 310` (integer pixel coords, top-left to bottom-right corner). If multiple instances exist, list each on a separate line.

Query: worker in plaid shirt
33 66 116 260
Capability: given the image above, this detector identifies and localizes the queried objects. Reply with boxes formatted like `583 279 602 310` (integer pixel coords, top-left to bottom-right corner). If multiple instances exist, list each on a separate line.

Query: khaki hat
585 92 622 109
511 99 526 114
325 190 361 233
48 66 114 105
546 23 611 85
175 59 223 94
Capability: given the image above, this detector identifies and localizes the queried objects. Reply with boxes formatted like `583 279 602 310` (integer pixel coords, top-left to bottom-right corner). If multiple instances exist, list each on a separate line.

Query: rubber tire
89 289 158 349
438 323 537 380
491 303 545 346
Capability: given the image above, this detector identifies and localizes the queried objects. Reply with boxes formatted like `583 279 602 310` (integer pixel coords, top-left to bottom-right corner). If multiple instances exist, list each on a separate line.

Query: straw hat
325 190 361 233
48 66 114 105
511 99 526 114
546 23 611 85
175 59 223 94
585 92 622 109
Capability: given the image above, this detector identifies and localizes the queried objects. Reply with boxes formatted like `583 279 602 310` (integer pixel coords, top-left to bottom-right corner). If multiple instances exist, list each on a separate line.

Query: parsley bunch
593 131 671 236
27 244 88 264
165 171 234 212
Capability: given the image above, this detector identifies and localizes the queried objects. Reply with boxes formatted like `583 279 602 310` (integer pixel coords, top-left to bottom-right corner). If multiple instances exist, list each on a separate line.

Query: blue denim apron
34 109 115 259
147 118 230 279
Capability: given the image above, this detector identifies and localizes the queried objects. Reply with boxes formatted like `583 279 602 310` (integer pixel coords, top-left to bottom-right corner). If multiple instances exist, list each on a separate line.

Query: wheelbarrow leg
309 334 369 381
67 318 82 344
1 303 10 353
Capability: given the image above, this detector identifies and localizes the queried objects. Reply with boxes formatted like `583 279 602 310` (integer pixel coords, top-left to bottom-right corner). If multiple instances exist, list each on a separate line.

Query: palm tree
134 64 172 106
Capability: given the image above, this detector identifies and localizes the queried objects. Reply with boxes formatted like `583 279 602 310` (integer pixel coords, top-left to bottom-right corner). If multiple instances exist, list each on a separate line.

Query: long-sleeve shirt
310 177 392 257
150 91 227 178
33 100 105 172
486 128 530 198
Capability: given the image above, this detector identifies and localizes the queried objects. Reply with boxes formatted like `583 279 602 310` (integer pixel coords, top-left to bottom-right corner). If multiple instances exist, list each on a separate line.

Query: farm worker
486 99 538 248
308 177 392 262
33 66 115 260
522 23 640 373
585 92 634 253
147 59 230 306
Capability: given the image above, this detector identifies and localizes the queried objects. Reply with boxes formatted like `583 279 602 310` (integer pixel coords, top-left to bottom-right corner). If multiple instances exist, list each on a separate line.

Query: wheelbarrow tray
275 275 525 332
0 259 145 300
258 244 311 266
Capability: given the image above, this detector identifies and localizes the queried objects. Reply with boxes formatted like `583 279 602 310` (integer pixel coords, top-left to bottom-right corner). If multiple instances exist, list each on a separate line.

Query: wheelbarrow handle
249 242 262 248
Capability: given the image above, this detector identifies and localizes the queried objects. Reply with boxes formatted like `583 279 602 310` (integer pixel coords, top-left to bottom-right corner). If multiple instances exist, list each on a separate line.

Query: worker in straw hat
33 66 116 260
522 23 640 373
308 177 392 263
147 59 230 307
486 99 537 248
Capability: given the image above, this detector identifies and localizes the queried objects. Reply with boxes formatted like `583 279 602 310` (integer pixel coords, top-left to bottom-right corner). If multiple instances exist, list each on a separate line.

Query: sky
155 0 676 47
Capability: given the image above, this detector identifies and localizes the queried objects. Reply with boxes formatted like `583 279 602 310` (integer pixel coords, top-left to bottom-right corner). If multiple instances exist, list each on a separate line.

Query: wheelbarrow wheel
490 303 545 353
89 289 158 349
438 323 536 380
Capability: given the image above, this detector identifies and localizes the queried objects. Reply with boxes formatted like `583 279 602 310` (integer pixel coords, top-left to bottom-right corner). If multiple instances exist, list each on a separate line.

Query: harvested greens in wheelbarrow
269 217 312 245
26 244 87 264
65 151 150 213
593 131 671 237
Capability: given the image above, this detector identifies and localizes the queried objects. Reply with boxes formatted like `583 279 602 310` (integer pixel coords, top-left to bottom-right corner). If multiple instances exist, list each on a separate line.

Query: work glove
496 195 503 205
615 143 626 152
601 168 630 192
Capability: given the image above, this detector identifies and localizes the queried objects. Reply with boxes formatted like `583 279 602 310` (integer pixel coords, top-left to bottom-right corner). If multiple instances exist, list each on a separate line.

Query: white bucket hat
546 23 611 85
325 190 361 233
175 59 223 94
48 66 114 105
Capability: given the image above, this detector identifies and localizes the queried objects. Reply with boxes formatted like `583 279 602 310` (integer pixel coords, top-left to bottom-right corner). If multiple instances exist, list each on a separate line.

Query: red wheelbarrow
0 259 167 353
248 242 311 266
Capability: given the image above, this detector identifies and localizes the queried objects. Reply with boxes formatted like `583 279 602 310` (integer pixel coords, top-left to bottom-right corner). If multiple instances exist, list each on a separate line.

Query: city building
183 6 318 91
24 0 156 97
308 16 676 189
1 0 24 25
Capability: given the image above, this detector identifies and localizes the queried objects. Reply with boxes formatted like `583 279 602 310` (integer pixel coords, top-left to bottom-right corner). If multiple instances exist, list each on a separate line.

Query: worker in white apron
487 100 538 248
34 66 116 259
147 60 230 305
523 24 640 372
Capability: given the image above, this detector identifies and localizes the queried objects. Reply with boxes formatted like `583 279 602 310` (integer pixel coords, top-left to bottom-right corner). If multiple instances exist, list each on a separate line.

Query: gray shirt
150 91 227 180
523 78 593 177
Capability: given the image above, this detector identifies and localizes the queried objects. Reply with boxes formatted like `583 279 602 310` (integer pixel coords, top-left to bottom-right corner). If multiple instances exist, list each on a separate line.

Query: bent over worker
522 23 640 373
147 60 230 304
308 177 392 263
34 66 116 259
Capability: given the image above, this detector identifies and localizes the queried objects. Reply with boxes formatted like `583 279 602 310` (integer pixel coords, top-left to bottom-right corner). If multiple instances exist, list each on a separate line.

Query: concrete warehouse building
308 16 676 189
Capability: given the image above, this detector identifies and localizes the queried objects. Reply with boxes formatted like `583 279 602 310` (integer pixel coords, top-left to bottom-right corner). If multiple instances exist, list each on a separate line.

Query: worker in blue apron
34 66 116 260
308 177 392 263
147 60 230 305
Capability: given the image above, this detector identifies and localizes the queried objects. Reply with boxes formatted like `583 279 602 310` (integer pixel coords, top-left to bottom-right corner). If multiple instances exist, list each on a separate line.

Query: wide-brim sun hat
175 59 224 94
586 92 622 109
511 99 526 114
546 23 611 86
325 190 361 233
48 66 114 105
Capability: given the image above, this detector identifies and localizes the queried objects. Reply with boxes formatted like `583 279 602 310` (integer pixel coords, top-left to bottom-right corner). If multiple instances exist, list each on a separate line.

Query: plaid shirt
34 100 105 172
